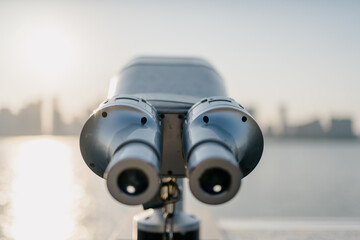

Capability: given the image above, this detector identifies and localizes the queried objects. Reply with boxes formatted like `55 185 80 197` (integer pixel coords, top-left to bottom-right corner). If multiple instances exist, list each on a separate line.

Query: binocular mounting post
135 179 200 240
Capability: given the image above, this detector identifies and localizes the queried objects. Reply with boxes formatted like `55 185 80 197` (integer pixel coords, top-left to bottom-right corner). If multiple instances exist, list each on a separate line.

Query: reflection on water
0 136 141 240
2 137 87 240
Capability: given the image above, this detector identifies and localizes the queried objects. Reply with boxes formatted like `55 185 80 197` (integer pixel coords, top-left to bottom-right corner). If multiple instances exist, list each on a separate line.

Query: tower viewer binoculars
80 56 263 207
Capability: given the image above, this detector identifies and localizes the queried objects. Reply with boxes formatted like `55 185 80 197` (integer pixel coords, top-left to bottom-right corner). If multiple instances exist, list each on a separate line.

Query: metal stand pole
133 179 200 240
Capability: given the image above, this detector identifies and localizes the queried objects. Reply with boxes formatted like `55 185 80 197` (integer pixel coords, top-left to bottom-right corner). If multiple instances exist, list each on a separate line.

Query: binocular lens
199 168 230 195
105 143 160 205
118 169 149 195
187 142 241 205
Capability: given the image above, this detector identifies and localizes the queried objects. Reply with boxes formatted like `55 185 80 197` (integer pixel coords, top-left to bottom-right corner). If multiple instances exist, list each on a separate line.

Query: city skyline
0 98 358 139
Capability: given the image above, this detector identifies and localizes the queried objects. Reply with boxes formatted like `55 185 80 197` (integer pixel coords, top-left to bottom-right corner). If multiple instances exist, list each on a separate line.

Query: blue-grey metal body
80 56 263 206
109 56 227 108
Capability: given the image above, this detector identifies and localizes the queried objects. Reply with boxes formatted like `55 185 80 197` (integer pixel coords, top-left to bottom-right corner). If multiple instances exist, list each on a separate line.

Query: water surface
0 136 359 239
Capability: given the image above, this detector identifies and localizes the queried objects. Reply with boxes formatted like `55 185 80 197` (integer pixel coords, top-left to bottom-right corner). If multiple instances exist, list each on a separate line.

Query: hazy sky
0 0 359 133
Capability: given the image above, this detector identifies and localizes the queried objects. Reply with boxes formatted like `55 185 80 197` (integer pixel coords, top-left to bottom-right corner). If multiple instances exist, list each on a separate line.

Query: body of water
0 136 359 239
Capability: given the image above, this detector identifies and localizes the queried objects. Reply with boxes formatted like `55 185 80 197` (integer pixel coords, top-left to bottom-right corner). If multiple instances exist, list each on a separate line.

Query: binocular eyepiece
80 97 162 205
183 97 263 204
80 57 263 206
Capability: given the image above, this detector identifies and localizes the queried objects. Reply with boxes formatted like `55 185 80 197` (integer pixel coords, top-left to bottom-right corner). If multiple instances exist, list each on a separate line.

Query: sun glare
24 29 75 77
9 137 77 240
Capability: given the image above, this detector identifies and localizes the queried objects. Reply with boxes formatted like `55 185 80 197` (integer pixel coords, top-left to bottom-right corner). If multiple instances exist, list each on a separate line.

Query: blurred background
0 1 359 239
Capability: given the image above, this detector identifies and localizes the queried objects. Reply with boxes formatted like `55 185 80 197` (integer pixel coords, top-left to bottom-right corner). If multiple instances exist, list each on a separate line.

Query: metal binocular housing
80 56 264 206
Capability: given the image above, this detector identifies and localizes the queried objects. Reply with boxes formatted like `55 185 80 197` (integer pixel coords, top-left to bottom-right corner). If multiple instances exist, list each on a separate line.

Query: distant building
274 104 357 139
280 105 289 137
276 117 357 139
0 101 42 136
52 99 83 136
264 125 275 138
18 101 42 135
0 108 16 136
52 98 67 135
287 120 325 138
327 118 356 139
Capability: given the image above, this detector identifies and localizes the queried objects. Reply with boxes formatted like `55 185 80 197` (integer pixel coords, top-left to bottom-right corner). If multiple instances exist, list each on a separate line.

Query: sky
0 0 359 134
